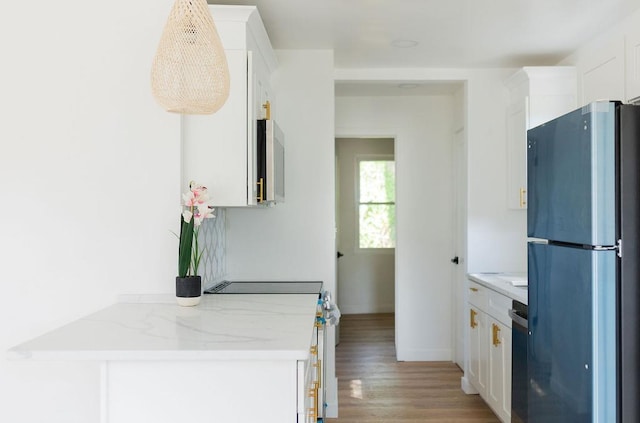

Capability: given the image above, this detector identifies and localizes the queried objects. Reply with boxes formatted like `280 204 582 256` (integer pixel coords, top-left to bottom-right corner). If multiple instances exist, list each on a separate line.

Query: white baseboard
339 303 395 314
461 375 479 394
396 348 451 361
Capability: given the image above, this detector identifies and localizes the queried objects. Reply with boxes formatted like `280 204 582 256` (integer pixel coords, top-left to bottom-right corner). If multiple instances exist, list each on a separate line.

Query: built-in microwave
256 119 284 203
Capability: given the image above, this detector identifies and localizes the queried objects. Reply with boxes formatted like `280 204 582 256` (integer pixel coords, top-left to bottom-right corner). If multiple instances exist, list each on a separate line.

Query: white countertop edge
8 294 320 362
7 349 310 362
468 273 528 305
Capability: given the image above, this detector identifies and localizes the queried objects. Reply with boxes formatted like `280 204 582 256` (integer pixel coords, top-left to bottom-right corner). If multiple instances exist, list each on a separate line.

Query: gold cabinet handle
470 287 479 292
314 359 322 388
492 323 501 346
520 187 527 208
256 177 264 203
307 380 318 422
470 309 478 328
263 100 271 120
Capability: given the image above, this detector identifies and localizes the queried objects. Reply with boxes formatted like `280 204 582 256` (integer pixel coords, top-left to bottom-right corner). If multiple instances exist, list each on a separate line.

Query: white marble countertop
8 294 319 361
468 272 528 305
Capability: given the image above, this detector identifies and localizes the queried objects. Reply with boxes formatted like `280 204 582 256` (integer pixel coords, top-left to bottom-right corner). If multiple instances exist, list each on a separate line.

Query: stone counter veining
8 294 319 361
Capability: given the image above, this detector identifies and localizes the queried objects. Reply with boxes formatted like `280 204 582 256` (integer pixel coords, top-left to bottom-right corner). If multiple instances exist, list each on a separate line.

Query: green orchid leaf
178 216 194 277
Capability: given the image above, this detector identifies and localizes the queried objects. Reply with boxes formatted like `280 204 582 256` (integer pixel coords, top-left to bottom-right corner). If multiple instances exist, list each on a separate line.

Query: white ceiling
208 0 640 95
334 80 463 96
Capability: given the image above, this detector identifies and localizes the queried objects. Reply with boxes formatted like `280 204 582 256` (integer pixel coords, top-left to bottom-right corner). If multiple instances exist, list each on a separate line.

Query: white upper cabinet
580 34 625 105
182 5 277 207
626 26 640 103
504 67 577 210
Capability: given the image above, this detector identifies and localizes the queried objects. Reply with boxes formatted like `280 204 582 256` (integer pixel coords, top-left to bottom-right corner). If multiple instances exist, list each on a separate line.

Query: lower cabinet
104 325 322 423
468 305 488 394
487 316 512 422
297 315 325 422
467 281 512 423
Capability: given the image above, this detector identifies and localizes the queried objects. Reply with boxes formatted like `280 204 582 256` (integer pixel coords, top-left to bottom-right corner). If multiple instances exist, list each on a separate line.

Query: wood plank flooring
326 313 499 423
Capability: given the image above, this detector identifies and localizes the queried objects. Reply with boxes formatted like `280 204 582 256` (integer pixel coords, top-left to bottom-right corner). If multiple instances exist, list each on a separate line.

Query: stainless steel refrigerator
527 101 640 423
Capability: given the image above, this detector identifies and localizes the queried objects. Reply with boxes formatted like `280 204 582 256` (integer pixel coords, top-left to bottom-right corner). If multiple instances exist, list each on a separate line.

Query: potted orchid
176 181 215 306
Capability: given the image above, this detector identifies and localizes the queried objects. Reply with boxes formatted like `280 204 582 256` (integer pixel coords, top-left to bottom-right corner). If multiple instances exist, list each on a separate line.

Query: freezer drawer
528 242 616 423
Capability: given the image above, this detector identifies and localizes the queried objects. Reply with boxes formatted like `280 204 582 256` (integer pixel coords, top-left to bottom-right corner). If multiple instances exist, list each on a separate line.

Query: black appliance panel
204 281 323 294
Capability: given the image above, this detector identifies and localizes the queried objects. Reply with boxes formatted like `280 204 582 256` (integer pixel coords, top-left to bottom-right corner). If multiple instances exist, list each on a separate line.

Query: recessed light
392 39 419 48
398 83 419 89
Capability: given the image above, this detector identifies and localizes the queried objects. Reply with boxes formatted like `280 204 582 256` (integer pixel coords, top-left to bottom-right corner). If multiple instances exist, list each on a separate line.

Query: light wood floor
326 313 499 423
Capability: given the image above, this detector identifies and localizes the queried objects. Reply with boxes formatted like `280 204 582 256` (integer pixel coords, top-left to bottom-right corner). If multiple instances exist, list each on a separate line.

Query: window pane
359 204 396 248
359 161 395 203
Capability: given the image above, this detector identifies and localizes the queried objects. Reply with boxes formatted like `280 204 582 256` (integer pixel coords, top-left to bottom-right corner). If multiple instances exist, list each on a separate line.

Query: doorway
335 138 395 314
334 85 462 362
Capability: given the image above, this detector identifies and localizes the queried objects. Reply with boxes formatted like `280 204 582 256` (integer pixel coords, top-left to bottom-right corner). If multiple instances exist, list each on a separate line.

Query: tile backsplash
198 208 226 289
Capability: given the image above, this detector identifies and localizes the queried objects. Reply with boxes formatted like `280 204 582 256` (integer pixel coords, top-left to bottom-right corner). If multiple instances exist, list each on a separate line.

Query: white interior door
453 127 467 368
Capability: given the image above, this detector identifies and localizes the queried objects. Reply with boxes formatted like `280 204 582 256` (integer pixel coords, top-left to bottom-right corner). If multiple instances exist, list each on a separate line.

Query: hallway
327 314 500 422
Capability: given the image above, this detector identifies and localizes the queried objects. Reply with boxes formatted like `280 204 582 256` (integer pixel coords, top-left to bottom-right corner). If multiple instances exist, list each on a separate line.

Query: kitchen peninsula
8 294 321 423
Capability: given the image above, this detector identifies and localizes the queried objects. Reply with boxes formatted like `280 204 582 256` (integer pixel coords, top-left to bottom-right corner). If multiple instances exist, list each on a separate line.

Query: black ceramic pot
175 276 202 306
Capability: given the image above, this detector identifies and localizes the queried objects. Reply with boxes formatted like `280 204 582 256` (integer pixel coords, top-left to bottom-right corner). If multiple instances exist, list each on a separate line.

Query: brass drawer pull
256 178 264 203
492 323 501 346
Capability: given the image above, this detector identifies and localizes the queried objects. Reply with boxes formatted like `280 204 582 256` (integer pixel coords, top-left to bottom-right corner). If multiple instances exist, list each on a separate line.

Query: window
358 157 396 249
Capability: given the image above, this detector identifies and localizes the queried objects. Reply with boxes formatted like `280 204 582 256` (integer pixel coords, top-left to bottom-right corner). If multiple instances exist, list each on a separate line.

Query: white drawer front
487 289 512 328
468 281 488 312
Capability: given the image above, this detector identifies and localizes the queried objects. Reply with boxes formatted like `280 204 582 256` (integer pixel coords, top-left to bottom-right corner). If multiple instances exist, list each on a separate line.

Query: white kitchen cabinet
466 280 513 423
504 67 577 209
580 34 625 105
468 304 488 395
299 319 324 423
182 5 277 207
626 26 640 103
487 316 512 423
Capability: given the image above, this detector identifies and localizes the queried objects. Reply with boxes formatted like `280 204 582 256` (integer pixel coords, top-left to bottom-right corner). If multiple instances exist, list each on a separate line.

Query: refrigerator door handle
508 309 528 329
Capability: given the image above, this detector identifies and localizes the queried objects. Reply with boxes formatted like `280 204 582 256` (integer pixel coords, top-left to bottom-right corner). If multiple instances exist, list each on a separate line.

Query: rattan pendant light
151 0 230 114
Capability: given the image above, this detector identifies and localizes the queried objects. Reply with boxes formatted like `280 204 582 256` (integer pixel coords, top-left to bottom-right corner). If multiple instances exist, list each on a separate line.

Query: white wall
223 50 339 416
0 1 180 422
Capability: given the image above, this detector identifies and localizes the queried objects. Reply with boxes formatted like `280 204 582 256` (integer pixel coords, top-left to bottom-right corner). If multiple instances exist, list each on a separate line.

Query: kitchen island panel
106 360 298 423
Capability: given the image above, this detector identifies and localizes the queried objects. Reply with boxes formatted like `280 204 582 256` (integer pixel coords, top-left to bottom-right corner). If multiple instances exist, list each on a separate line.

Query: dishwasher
509 300 528 423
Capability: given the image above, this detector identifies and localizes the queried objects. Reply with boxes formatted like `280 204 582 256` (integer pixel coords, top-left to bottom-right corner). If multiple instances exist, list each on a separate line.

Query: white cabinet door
487 317 512 423
182 49 251 207
626 25 640 103
247 50 274 205
581 35 625 104
182 6 277 207
466 281 514 422
468 305 488 396
505 67 576 210
506 101 528 210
